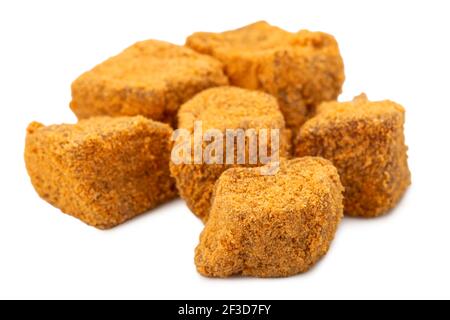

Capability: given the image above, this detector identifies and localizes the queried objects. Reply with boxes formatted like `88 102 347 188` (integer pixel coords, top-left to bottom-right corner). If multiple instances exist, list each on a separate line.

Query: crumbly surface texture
186 21 345 132
170 86 292 222
195 157 344 278
71 40 228 127
295 94 411 217
25 116 177 229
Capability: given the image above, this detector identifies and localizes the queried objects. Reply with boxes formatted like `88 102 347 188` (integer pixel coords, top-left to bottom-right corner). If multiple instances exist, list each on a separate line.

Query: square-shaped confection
170 86 292 222
195 157 344 278
25 116 177 229
295 94 411 217
186 21 345 132
70 40 228 127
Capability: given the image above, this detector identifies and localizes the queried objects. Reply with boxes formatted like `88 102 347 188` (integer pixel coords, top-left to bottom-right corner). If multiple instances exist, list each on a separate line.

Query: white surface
1 0 449 300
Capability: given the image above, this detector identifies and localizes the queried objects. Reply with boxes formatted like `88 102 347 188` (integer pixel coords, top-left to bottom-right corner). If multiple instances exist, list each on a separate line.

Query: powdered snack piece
295 94 411 217
71 40 228 127
25 116 177 229
170 86 291 222
195 157 344 277
186 21 345 132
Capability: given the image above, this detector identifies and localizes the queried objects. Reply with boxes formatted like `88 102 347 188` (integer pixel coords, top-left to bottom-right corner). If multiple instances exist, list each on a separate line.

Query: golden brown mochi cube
295 94 411 217
170 86 291 222
195 157 344 278
70 40 228 127
25 116 177 229
186 21 345 132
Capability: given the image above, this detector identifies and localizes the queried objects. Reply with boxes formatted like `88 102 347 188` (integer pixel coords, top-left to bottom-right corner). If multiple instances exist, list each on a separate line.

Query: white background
1 0 449 300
